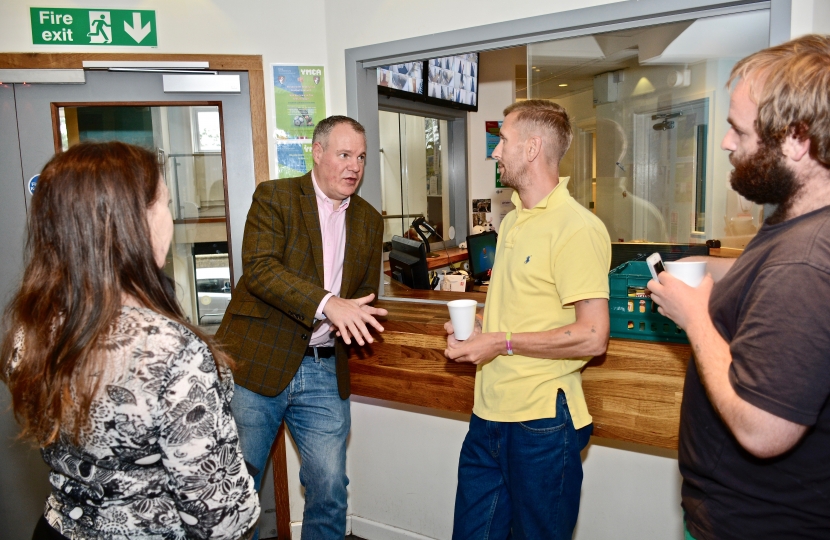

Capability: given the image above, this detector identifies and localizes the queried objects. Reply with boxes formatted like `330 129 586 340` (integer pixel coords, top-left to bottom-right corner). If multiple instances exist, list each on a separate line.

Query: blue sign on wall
28 174 39 194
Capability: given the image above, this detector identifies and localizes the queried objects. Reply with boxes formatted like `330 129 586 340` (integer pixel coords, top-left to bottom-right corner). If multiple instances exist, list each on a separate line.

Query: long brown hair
0 141 230 445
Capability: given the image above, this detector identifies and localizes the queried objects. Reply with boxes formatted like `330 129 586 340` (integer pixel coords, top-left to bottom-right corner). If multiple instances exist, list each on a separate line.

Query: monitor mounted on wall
425 53 479 112
376 53 479 112
377 62 424 101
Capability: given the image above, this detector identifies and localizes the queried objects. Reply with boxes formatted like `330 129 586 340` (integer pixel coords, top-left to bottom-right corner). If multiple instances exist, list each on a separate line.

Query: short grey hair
312 115 366 148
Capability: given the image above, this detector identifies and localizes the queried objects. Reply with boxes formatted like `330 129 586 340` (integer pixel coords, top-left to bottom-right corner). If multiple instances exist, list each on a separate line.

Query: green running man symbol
88 14 112 43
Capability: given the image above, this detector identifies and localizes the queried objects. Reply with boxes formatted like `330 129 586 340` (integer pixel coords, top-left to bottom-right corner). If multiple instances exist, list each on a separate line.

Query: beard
729 142 801 224
497 159 530 191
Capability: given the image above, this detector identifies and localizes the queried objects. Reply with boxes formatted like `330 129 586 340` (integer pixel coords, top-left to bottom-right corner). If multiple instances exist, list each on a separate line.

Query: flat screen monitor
389 235 431 290
466 231 497 281
426 53 479 111
377 62 424 100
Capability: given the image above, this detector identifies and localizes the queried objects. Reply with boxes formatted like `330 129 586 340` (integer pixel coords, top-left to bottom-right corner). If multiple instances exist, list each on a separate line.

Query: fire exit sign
30 7 158 46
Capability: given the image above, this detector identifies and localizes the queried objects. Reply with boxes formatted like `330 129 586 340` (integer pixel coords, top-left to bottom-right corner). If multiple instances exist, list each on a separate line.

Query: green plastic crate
608 261 688 344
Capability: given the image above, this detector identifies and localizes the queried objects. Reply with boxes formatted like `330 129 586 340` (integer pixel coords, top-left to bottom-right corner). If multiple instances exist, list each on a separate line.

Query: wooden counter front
272 297 690 536
348 299 690 450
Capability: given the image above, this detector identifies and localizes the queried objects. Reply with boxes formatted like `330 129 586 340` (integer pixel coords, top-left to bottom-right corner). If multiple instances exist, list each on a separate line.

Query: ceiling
524 10 770 100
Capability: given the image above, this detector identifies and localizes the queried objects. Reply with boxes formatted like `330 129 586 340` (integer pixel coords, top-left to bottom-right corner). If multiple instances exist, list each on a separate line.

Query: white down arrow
124 13 151 43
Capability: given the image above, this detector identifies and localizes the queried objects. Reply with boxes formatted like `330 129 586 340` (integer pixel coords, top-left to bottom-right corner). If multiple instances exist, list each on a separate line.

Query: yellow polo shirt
475 178 611 428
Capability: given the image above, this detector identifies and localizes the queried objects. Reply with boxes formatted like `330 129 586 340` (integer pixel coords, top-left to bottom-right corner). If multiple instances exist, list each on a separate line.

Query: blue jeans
230 352 350 540
452 390 593 540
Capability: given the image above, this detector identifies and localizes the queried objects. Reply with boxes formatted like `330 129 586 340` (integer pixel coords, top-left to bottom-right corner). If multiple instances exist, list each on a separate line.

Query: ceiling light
559 83 568 87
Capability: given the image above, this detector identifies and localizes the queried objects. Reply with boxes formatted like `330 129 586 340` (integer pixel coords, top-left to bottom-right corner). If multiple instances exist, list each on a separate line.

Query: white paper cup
664 261 707 287
447 299 478 341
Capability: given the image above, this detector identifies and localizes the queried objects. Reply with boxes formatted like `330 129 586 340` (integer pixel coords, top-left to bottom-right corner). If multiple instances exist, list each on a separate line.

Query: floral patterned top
12 306 260 540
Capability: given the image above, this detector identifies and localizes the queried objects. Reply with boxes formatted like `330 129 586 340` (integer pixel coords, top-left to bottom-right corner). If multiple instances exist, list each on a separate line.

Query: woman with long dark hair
0 142 260 539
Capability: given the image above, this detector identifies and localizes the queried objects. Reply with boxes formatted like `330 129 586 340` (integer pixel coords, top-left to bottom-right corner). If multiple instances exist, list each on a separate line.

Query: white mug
664 261 707 287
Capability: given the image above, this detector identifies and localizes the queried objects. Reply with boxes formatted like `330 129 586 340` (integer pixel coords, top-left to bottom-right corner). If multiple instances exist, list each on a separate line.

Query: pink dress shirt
309 172 349 347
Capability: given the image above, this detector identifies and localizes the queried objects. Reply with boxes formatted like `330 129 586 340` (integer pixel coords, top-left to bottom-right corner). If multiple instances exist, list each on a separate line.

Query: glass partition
527 10 770 249
58 104 231 331
378 110 450 246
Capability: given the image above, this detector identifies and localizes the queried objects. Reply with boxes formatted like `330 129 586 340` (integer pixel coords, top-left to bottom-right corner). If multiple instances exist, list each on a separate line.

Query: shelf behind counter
383 246 470 274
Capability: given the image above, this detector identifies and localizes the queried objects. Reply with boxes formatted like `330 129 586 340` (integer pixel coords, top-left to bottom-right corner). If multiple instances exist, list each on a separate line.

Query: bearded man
649 35 830 539
444 99 611 539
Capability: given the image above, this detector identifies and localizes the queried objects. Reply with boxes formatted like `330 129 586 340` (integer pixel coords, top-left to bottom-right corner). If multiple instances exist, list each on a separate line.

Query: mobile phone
646 252 665 283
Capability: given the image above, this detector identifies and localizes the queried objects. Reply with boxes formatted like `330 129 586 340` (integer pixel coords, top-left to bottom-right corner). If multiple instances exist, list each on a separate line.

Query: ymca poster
272 65 327 178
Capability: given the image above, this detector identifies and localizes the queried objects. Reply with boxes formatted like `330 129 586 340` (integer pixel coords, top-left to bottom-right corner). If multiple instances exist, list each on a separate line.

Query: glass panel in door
58 104 231 330
378 110 450 250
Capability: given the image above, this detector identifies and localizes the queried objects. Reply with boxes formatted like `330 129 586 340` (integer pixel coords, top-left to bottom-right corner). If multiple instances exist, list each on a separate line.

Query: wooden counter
708 247 742 258
381 277 487 302
270 249 745 534
272 291 690 537
348 299 689 450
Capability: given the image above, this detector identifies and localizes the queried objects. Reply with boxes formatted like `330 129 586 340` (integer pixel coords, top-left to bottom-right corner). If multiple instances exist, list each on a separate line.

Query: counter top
348 299 689 450
708 247 742 258
381 278 487 302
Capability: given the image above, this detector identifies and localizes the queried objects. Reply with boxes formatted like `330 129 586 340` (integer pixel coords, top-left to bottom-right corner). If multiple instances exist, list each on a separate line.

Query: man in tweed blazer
215 116 386 539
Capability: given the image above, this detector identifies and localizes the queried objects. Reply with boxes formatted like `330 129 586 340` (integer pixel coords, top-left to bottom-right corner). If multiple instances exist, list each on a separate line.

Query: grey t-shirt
680 206 830 540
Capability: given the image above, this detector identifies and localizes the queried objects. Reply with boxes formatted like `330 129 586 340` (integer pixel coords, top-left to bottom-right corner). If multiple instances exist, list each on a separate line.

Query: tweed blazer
214 172 384 398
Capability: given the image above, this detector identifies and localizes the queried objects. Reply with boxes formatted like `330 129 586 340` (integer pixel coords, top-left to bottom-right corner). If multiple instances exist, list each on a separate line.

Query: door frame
632 97 712 242
0 53 269 186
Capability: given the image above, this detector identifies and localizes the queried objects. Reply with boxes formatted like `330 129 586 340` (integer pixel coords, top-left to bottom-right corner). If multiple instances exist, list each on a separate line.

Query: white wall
791 0 830 37
346 398 684 540
0 0 329 181
466 47 527 233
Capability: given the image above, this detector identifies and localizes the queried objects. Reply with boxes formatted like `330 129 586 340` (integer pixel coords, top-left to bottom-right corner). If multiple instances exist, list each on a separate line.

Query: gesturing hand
322 293 388 346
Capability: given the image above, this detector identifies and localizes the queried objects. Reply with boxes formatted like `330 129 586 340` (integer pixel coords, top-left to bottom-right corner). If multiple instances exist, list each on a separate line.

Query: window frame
346 0 786 300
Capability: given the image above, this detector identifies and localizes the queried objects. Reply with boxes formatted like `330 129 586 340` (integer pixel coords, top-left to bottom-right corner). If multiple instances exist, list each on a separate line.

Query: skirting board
289 515 437 540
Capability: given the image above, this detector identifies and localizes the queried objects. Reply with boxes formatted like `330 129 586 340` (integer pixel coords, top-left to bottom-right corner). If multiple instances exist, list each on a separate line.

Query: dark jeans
453 390 593 540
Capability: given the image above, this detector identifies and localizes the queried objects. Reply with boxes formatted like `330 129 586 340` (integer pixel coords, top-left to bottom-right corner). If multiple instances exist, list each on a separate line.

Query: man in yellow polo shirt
445 99 611 539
